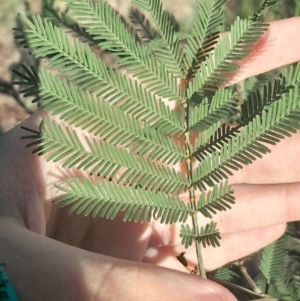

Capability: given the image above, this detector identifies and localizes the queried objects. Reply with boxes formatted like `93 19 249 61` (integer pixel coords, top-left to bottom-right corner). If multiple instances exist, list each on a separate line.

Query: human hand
1 17 300 301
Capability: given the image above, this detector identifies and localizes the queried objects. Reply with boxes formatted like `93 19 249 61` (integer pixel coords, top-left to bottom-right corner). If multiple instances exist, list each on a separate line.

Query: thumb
0 219 236 301
101 260 238 301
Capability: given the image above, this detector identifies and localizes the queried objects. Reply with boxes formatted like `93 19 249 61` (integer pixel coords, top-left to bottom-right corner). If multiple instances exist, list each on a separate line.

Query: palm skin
1 17 300 301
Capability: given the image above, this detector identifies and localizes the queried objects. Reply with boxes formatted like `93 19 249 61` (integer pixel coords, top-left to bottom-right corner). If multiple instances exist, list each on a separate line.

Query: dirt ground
0 0 40 132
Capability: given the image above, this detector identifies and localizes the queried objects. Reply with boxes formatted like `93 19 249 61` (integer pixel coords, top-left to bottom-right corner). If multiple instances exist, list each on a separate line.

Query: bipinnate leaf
241 63 300 125
128 7 160 43
14 0 300 292
21 119 187 195
212 267 242 283
197 181 235 219
16 67 185 165
193 84 300 190
54 178 192 224
15 14 184 135
180 224 194 249
198 221 221 248
259 235 299 301
180 221 221 249
63 0 184 101
192 122 239 162
260 235 289 282
131 0 184 77
43 0 97 46
184 0 227 79
189 88 238 132
187 17 269 96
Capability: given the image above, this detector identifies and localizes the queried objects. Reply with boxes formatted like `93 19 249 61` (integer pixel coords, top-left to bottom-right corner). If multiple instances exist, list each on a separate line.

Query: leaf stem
192 207 206 278
183 79 206 278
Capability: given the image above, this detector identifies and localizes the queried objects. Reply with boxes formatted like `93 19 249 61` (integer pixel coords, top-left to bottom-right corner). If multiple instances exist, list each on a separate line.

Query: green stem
191 209 206 278
183 79 206 278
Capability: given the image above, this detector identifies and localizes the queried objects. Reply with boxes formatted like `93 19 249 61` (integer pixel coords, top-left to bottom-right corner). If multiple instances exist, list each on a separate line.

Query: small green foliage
179 221 221 249
14 0 300 299
197 181 235 218
213 266 242 284
258 235 300 301
54 178 191 223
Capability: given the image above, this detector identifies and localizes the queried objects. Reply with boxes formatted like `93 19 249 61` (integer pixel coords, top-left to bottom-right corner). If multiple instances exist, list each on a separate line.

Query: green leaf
131 0 184 77
14 3 300 295
16 14 111 91
198 221 221 248
43 0 96 46
197 181 235 219
16 15 184 134
192 122 239 162
212 266 242 283
260 235 289 282
180 221 221 248
18 67 185 164
128 7 160 43
22 119 187 194
179 223 194 248
63 0 184 101
260 235 298 301
184 0 227 79
189 88 238 131
241 63 300 125
54 178 192 224
193 85 300 189
185 32 220 82
188 17 269 95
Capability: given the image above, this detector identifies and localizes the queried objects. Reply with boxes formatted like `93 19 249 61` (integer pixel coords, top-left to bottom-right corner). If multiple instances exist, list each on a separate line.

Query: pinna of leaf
14 0 300 298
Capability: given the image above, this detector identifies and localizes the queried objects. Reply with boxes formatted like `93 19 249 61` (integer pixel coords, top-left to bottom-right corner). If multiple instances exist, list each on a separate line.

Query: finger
100 259 237 301
0 219 237 301
0 111 48 234
47 206 152 262
177 132 300 185
231 133 300 184
228 17 300 85
151 182 299 250
144 223 286 271
215 183 300 234
175 123 300 186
